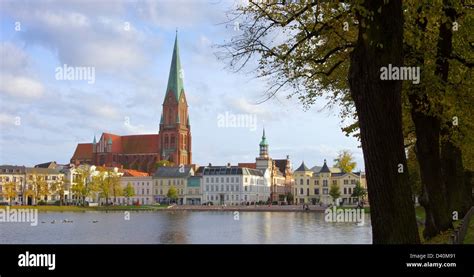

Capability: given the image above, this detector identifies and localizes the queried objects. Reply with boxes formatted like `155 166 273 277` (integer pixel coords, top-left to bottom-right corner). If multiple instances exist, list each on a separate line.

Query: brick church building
70 34 192 173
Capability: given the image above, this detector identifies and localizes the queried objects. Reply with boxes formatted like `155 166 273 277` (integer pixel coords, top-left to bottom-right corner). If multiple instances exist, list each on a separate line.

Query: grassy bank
463 215 474 244
8 205 169 212
415 206 464 244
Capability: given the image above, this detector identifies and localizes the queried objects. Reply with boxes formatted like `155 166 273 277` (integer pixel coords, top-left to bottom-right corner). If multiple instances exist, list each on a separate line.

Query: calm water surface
0 211 372 244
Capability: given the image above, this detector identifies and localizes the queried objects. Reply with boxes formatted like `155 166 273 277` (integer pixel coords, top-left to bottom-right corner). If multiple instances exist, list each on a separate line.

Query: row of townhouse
0 164 64 205
293 160 367 205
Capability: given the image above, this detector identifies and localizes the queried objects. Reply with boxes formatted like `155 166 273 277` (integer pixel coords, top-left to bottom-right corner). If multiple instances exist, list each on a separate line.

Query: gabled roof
34 161 57 169
153 165 193 178
274 159 289 176
295 161 310 172
120 134 160 154
121 169 150 177
71 143 93 160
25 167 61 175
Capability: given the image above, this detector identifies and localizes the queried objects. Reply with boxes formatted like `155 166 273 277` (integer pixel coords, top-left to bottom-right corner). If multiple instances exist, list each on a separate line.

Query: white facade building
118 176 154 205
201 166 269 205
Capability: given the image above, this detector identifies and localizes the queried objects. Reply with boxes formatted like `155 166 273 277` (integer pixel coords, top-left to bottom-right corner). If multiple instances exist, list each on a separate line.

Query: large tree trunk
348 0 420 243
409 94 452 238
436 0 471 218
441 137 471 217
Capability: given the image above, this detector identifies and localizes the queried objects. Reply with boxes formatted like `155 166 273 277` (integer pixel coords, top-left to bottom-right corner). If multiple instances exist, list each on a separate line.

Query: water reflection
0 211 372 244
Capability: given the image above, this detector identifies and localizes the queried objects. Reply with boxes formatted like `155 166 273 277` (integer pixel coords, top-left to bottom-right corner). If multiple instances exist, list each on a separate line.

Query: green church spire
166 32 184 101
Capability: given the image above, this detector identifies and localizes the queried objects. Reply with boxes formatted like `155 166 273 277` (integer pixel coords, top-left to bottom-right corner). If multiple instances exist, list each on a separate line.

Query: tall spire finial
165 30 184 101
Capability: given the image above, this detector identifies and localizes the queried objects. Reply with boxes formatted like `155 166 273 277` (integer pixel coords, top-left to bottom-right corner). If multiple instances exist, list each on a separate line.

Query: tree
123 182 135 206
220 0 420 243
167 186 178 204
285 191 294 205
72 167 94 206
402 0 472 238
3 182 17 205
329 183 341 205
50 179 65 206
31 176 49 204
110 174 122 205
333 150 357 173
351 181 367 204
155 160 174 170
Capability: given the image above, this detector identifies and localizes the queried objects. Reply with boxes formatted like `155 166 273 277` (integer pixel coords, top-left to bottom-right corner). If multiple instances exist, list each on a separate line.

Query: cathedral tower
159 32 192 165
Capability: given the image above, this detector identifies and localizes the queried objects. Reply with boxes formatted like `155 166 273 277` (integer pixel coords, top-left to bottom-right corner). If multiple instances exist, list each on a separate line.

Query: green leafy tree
167 186 178 204
333 150 357 173
110 174 122 205
155 160 174 170
123 182 135 206
329 184 341 205
351 181 367 204
219 0 420 243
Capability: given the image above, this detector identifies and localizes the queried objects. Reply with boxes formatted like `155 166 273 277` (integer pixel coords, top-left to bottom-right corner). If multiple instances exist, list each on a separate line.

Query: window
307 188 309 196
306 179 309 185
244 186 247 192
300 179 303 185
323 180 328 187
315 180 319 186
315 188 319 195
231 177 234 183
351 179 356 184
245 177 248 183
300 188 303 195
226 185 229 191
221 177 224 183
344 188 347 194
348 188 352 194
211 177 214 183
323 188 328 195
206 185 209 191
344 180 349 185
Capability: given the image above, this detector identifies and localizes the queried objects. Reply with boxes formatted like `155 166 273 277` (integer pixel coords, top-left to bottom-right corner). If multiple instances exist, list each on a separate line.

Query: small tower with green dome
259 128 269 158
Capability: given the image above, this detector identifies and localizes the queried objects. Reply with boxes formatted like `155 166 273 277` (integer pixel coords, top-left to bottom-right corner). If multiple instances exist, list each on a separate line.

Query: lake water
0 211 372 244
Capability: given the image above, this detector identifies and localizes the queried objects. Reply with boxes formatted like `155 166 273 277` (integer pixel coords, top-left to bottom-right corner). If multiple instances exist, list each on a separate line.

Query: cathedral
70 34 192 173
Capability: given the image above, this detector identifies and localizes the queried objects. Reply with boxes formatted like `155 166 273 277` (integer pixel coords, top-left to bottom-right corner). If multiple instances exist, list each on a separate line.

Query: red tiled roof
71 143 93 160
121 134 160 154
238 163 256 169
121 169 150 177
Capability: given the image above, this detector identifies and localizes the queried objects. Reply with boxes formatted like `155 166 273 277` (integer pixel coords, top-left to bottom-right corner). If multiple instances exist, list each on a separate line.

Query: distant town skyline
0 0 364 171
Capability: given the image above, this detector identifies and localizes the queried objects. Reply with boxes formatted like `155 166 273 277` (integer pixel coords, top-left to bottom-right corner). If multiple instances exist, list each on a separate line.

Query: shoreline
4 205 370 213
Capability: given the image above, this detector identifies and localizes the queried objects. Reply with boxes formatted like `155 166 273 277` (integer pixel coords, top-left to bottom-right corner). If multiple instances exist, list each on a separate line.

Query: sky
0 0 365 171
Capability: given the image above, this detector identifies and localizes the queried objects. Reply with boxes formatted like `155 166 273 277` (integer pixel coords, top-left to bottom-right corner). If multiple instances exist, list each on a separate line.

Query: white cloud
0 74 44 99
